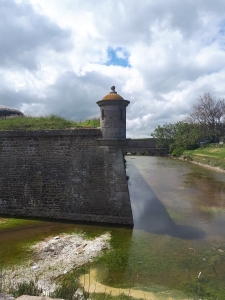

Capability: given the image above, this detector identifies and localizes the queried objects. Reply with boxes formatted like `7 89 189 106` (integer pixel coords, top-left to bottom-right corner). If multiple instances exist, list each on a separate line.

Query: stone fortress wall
0 129 133 225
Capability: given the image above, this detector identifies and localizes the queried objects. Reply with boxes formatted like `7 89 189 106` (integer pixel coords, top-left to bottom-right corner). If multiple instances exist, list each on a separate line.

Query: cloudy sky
1 0 225 137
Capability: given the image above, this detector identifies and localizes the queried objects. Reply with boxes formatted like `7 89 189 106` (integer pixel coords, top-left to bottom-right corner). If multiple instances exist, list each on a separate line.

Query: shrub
171 147 185 157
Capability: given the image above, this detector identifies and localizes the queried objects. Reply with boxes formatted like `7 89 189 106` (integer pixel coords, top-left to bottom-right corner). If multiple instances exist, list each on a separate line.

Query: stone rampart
0 129 133 225
126 139 157 148
123 139 168 156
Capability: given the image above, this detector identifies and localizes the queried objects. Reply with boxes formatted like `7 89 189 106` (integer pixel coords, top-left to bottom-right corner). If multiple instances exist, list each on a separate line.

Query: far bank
182 143 225 172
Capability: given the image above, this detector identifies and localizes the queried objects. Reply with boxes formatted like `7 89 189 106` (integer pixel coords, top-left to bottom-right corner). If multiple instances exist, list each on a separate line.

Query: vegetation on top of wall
0 115 100 130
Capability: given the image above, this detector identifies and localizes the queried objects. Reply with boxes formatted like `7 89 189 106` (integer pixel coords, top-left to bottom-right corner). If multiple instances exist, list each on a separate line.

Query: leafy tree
151 93 225 155
186 93 225 142
151 123 177 150
151 122 204 155
172 122 204 150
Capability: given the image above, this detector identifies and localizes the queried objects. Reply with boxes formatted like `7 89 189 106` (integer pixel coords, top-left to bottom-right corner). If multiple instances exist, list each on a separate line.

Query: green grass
0 115 100 130
183 144 225 170
0 217 39 229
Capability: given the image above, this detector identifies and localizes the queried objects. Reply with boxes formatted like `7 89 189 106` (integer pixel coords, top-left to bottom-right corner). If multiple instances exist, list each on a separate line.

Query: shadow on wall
126 161 205 240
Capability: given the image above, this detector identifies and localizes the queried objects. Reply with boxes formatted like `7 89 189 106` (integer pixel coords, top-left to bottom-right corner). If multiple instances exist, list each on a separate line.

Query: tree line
151 93 225 156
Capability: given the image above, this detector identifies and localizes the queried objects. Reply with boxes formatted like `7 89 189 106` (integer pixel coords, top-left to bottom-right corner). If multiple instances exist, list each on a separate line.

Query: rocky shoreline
177 155 225 173
189 160 225 173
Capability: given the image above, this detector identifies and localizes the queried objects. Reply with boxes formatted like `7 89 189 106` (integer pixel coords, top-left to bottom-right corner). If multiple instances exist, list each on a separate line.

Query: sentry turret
97 86 130 139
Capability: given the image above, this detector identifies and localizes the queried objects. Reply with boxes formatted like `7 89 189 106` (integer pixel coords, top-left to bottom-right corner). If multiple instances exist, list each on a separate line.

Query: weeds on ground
8 281 42 298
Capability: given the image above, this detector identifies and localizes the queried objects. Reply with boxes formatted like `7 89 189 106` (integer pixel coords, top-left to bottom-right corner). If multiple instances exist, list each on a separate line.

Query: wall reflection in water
127 159 205 239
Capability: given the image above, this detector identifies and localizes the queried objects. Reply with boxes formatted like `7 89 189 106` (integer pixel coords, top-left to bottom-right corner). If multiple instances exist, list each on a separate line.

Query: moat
1 156 225 299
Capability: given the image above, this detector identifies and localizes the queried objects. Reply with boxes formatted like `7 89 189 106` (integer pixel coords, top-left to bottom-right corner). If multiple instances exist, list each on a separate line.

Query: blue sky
106 47 130 67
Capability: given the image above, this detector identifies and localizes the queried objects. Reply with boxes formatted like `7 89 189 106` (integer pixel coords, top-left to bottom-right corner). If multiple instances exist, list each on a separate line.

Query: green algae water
1 156 225 299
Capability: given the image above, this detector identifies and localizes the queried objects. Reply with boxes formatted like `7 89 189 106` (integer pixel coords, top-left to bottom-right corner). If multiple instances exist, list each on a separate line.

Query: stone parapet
97 138 130 146
0 128 102 137
126 138 157 148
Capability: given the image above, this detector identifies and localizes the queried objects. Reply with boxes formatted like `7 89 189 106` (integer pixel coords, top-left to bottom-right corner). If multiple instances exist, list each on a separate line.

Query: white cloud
1 0 225 137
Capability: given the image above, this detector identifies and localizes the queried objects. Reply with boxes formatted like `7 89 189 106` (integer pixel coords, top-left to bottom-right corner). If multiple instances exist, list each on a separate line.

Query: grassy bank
0 115 100 130
183 144 225 171
0 217 39 229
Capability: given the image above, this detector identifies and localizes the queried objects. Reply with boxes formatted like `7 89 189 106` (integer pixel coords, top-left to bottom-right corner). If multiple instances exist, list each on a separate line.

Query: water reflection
127 159 205 239
184 167 225 209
